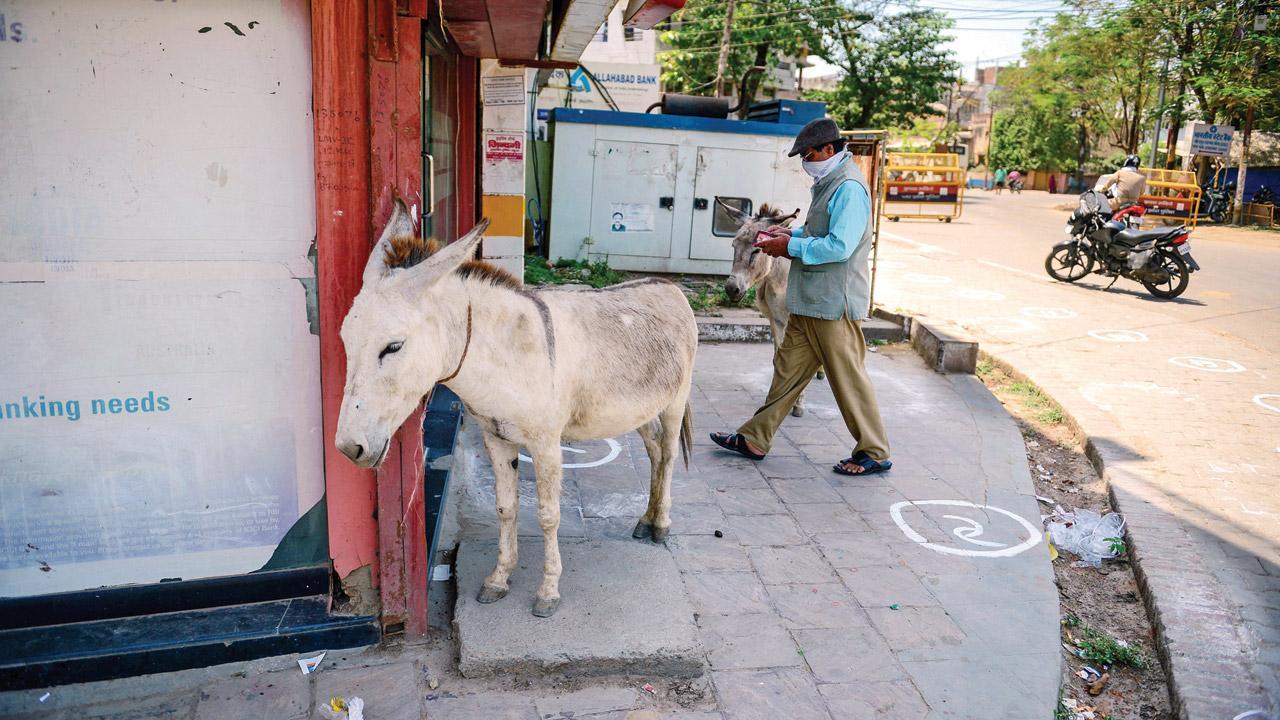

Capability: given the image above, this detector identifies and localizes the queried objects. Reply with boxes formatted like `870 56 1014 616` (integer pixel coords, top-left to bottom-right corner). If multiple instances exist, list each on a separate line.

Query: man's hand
753 231 792 258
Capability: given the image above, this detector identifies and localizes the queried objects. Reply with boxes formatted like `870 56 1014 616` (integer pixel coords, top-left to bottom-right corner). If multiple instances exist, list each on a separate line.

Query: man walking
710 118 891 477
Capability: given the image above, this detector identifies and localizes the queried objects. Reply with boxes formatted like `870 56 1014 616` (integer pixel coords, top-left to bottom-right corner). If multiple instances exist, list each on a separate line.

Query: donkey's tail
679 401 693 471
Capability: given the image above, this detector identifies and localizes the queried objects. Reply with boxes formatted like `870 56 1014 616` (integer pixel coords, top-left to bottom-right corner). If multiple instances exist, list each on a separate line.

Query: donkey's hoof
532 597 560 618
476 585 508 604
650 526 670 544
632 520 653 540
791 405 806 417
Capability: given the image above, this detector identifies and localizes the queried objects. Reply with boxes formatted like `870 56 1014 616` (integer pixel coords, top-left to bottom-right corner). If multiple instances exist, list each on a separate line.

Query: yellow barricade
879 152 964 222
1138 168 1202 228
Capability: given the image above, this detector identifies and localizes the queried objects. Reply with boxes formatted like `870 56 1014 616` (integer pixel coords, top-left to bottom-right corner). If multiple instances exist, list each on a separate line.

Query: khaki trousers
738 314 890 461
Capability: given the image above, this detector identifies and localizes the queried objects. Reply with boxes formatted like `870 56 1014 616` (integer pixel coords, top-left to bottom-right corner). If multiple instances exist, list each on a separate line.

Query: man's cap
787 117 842 157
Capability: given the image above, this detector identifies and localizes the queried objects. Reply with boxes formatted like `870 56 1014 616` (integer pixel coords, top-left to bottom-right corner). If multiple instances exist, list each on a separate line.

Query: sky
807 0 1070 81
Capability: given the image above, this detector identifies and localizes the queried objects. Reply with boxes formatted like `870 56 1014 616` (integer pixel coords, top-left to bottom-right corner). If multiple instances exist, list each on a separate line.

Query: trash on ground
297 652 326 674
1035 495 1054 505
1046 533 1058 561
38 693 50 703
1076 666 1102 682
1060 697 1098 719
641 682 656 695
1045 506 1126 567
431 564 451 581
713 530 723 538
889 603 900 610
1087 671 1110 695
319 696 365 720
428 676 439 690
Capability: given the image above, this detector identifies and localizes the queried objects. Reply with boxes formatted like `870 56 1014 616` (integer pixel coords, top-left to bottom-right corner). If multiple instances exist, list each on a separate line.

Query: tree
659 2 959 130
806 8 960 129
988 109 1077 171
659 1 824 98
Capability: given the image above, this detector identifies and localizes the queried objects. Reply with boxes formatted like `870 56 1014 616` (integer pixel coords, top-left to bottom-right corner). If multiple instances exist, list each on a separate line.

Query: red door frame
311 0 477 638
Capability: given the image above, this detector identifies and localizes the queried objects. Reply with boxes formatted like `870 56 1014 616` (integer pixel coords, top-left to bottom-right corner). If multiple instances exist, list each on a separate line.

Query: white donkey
718 201 823 417
335 201 697 618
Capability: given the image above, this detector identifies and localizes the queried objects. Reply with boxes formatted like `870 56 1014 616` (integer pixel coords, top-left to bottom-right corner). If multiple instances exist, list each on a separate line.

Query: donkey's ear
398 218 491 289
779 207 801 225
363 199 417 286
715 197 751 226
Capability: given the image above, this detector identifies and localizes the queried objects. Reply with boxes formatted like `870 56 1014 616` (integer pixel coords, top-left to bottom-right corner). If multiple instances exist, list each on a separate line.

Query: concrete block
696 315 771 343
481 234 524 258
453 538 702 679
909 319 978 374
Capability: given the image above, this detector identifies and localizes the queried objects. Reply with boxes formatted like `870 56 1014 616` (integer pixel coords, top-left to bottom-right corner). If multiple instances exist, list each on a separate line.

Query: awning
442 0 622 65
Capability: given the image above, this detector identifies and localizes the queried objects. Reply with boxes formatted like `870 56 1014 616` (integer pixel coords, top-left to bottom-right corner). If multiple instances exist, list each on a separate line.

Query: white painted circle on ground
953 287 1006 301
1168 356 1246 373
1021 306 1078 320
519 437 623 468
890 500 1042 558
1254 394 1280 415
1088 329 1149 343
902 272 953 285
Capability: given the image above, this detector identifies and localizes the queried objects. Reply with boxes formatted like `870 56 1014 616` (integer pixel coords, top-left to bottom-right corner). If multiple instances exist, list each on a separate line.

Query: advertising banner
885 183 959 203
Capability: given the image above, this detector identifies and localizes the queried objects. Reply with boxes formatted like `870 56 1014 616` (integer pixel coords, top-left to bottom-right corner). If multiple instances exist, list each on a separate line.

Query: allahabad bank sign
539 62 661 114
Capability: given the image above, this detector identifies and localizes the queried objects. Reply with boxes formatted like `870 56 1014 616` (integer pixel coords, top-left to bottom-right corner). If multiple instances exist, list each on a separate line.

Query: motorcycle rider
1098 154 1147 209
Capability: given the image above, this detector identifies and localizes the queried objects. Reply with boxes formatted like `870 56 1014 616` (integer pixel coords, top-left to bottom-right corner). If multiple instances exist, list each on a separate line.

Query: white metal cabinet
587 140 677 258
689 146 778 261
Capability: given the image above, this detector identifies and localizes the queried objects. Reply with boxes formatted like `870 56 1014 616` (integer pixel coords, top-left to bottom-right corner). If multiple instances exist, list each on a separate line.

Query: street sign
1186 123 1235 157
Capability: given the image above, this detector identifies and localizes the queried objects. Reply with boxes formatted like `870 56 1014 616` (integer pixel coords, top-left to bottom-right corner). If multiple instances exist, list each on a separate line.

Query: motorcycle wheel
1044 241 1094 282
1210 208 1225 223
1140 250 1190 299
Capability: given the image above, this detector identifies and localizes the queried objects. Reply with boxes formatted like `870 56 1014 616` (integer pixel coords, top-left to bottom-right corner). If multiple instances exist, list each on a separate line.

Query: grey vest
785 156 873 321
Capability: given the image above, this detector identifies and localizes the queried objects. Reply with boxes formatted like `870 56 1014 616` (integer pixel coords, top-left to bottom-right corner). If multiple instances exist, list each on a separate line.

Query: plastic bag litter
1045 506 1125 568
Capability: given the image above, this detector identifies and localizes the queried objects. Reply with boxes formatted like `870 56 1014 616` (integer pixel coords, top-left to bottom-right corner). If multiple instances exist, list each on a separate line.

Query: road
871 190 1280 717
878 191 1280 350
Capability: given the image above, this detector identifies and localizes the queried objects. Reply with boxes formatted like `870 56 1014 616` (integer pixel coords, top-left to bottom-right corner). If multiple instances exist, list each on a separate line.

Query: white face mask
801 150 847 180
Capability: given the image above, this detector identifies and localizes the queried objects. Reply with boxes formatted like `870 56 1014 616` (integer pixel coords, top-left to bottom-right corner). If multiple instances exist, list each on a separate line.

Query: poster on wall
0 0 324 597
482 75 525 106
483 132 525 196
609 202 655 233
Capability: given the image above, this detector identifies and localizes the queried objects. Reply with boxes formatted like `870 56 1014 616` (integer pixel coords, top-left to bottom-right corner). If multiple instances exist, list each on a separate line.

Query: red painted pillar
312 1 380 597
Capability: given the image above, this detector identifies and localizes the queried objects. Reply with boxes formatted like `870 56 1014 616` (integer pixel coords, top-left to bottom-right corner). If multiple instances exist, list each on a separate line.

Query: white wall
0 0 323 596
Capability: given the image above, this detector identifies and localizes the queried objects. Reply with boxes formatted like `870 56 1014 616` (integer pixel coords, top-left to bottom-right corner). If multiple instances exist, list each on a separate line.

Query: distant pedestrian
710 117 891 478
1048 173 1058 195
1008 170 1023 193
994 167 1007 194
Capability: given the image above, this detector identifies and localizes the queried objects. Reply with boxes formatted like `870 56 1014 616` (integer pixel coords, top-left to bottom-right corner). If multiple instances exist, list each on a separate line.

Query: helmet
1123 154 1141 169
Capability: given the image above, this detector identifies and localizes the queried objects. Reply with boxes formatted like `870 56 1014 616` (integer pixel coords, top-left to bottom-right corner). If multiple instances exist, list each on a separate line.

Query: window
593 23 608 43
624 26 643 41
712 197 752 237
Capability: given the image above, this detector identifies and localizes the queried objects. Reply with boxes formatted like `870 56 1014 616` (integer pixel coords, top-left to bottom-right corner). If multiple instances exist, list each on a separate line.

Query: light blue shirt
786 179 871 265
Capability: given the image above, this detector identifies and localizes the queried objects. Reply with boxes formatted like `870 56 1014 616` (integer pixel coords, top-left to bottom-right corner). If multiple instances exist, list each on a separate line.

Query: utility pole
1148 56 1169 168
714 0 737 97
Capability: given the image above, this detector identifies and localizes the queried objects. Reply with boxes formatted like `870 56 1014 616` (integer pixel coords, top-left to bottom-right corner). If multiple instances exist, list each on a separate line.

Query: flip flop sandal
710 432 765 461
833 450 892 476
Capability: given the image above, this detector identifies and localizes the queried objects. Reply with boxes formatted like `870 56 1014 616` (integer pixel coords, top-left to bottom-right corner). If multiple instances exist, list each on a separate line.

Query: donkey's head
335 200 489 468
719 200 801 303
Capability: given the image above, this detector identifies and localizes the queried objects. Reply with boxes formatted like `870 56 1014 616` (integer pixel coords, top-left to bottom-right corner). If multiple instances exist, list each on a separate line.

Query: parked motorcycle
1198 182 1234 223
1253 184 1276 206
1044 190 1201 299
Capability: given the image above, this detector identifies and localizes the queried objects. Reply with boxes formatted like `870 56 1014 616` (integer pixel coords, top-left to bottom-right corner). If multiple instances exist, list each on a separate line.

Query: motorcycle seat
1113 226 1181 246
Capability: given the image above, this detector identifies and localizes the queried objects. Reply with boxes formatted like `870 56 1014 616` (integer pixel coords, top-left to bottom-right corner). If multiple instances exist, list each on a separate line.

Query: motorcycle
1198 182 1234 223
1044 190 1201 299
1253 184 1276 206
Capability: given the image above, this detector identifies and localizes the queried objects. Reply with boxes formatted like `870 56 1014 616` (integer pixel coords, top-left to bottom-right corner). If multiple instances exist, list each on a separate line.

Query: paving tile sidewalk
0 341 1060 720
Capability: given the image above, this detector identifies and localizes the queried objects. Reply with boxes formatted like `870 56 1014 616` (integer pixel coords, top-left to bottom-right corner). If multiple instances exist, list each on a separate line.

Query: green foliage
685 284 756 312
1105 536 1126 556
659 1 822 97
660 2 959 130
524 256 627 288
988 109 1076 173
1075 625 1148 669
808 8 960 129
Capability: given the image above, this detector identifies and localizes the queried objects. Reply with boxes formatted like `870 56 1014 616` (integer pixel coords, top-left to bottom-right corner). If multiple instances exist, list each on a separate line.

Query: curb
696 314 906 344
972 353 1274 719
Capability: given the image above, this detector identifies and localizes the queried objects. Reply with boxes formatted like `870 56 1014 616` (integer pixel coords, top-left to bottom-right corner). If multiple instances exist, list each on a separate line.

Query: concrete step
453 538 702 679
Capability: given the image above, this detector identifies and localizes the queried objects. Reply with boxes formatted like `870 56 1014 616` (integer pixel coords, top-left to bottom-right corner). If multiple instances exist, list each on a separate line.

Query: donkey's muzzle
338 441 364 463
